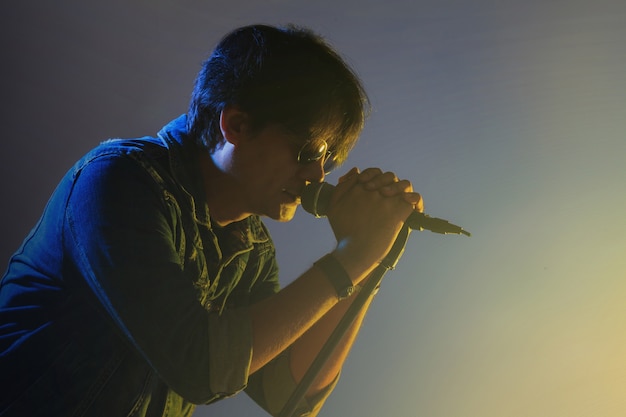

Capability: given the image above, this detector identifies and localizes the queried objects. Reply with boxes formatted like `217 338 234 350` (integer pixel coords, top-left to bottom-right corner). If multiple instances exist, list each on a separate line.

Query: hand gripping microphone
301 182 471 236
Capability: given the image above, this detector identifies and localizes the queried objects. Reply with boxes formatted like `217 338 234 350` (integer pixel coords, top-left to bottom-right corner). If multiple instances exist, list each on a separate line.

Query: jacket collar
157 115 269 246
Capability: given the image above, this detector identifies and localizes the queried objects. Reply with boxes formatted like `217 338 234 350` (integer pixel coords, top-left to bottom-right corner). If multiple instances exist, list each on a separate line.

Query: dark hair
187 24 370 165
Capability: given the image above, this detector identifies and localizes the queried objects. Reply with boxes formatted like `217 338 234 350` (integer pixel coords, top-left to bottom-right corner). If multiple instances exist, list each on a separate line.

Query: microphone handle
301 182 471 237
406 212 471 236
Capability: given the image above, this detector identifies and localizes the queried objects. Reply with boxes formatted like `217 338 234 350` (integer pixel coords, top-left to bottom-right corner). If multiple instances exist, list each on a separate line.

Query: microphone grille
301 182 333 218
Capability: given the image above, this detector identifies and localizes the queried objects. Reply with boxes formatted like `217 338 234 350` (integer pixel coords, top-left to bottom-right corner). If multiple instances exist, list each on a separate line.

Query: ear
219 106 249 146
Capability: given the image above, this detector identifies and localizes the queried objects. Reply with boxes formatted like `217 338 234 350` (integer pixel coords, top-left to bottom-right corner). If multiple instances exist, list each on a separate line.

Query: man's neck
197 148 252 227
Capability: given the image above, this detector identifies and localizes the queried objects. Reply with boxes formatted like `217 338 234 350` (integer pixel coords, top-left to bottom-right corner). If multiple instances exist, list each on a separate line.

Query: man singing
0 24 422 416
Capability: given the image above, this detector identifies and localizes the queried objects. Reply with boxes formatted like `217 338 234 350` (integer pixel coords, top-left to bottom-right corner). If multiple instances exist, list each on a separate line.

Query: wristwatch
314 253 356 300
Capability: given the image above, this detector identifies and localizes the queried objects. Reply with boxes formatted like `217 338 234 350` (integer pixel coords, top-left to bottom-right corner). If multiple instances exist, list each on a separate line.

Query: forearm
248 250 376 375
248 261 337 374
246 265 377 417
288 277 376 397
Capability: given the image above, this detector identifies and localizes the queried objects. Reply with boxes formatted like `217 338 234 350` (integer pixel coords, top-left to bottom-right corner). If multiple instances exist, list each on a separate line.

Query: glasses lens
322 152 337 174
298 141 328 164
298 140 337 174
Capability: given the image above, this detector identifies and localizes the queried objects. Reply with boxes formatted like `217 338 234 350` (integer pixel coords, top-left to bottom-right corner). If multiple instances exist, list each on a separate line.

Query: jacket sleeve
64 151 252 404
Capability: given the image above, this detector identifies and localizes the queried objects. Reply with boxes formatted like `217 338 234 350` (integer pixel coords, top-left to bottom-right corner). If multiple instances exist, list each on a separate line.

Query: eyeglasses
296 139 338 174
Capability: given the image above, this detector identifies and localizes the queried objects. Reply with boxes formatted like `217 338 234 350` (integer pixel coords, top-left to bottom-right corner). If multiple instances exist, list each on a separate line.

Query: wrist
330 244 379 287
315 253 356 301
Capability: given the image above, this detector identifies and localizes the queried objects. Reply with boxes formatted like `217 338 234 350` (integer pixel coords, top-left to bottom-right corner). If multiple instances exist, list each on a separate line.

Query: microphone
301 182 471 237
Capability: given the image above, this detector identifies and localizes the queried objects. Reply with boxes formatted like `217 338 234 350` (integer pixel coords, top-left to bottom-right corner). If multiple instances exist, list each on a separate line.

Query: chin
273 204 298 222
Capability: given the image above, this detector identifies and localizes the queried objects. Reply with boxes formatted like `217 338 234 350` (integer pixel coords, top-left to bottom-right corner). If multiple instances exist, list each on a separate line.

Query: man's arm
248 168 422 406
288 275 377 397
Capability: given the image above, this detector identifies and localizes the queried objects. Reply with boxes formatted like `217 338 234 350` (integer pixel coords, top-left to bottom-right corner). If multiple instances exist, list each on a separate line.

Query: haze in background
2 1 625 416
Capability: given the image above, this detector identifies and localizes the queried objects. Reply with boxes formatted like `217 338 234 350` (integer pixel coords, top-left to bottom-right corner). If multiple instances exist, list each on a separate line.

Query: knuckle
361 167 383 179
363 167 380 173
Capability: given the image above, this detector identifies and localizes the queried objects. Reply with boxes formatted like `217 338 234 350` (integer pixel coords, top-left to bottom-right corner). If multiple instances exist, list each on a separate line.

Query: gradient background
2 1 625 416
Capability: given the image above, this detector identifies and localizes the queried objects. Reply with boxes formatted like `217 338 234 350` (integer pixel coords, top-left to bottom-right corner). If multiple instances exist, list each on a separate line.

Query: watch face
339 285 356 300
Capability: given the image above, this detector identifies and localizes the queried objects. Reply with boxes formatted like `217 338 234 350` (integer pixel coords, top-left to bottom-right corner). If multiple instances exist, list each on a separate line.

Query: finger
403 192 424 213
356 167 383 184
363 171 399 190
378 179 413 196
337 167 360 184
330 167 362 208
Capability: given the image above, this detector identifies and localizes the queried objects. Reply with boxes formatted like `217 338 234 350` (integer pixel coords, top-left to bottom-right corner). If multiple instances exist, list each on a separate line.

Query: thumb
337 167 360 184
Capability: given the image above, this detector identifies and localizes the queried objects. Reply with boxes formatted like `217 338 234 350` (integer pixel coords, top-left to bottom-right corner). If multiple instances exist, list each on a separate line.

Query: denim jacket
0 116 291 416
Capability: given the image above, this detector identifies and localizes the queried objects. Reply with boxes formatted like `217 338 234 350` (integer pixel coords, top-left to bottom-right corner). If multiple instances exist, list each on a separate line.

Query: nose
298 158 326 184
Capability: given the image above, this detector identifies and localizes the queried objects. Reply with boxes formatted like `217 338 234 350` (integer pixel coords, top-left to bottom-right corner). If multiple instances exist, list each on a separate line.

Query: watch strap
315 253 356 301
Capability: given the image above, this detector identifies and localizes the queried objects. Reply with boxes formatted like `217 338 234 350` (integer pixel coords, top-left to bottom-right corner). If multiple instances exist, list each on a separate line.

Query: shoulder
69 137 171 183
83 136 168 165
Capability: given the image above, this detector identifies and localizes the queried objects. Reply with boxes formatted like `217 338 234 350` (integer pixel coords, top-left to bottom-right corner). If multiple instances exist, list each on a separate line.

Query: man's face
233 123 328 222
